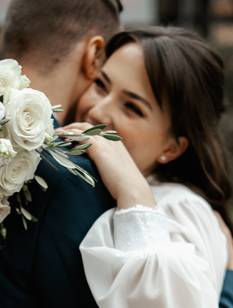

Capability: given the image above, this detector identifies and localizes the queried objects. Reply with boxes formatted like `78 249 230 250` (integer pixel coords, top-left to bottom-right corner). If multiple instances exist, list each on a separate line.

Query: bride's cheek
84 89 99 107
77 95 92 116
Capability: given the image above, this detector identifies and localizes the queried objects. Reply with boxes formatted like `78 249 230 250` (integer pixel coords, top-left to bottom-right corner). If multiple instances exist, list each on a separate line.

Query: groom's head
1 0 122 123
2 0 122 68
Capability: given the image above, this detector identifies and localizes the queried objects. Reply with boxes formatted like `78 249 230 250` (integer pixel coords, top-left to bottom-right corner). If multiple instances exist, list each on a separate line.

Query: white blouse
80 182 227 308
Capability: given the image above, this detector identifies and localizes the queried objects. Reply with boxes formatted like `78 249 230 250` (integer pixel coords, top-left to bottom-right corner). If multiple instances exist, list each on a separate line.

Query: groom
0 0 122 307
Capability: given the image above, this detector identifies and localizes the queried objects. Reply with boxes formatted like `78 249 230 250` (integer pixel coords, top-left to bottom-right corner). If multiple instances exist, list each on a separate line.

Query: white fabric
80 182 227 308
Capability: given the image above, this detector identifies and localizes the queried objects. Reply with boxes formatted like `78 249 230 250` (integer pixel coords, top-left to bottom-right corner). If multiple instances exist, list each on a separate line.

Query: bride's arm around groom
62 122 228 308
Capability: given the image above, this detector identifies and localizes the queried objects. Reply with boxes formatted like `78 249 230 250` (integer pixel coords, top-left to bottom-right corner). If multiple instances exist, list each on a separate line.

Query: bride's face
76 43 172 175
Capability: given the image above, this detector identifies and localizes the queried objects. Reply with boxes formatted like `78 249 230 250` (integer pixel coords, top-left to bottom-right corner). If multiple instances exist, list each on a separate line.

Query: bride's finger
62 122 93 131
56 128 81 134
55 128 87 142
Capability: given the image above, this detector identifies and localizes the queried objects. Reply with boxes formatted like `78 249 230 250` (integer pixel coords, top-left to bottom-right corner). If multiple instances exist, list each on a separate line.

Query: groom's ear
82 36 106 80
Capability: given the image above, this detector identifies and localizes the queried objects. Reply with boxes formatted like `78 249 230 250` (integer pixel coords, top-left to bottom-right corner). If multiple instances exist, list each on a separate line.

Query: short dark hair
106 27 233 234
1 0 121 70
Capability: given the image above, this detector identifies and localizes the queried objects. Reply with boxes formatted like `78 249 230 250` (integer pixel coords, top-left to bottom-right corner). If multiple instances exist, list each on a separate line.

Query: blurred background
0 0 233 181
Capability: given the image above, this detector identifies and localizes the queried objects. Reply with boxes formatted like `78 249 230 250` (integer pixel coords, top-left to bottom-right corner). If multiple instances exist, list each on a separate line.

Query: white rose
0 102 6 121
0 150 40 196
19 75 31 90
5 88 54 151
0 59 30 97
0 138 17 165
0 198 10 223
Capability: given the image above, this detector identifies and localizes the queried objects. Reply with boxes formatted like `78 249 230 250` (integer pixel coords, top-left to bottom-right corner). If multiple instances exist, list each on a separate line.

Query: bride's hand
59 122 156 209
214 212 233 270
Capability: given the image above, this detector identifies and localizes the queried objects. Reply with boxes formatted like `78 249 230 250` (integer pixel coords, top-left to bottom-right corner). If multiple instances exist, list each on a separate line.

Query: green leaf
53 148 69 159
0 118 10 126
48 149 77 169
52 141 72 147
52 105 64 112
45 135 59 146
22 216 28 230
20 206 33 221
0 224 7 239
66 135 90 142
23 185 32 202
44 147 96 187
47 141 72 148
55 131 90 142
57 131 75 137
51 135 60 142
20 206 38 222
69 150 86 156
83 124 107 136
74 143 92 150
69 143 92 156
102 133 122 141
70 167 96 187
34 175 48 191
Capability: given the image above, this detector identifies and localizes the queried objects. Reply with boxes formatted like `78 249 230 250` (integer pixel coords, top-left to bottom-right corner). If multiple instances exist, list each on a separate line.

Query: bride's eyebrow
100 71 112 85
123 90 152 110
100 70 152 109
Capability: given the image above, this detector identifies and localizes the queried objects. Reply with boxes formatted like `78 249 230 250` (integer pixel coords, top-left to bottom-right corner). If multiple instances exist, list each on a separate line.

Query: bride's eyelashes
124 102 144 117
94 78 108 94
93 78 144 117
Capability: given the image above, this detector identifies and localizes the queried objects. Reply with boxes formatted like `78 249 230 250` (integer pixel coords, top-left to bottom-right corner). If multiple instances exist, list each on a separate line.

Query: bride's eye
125 102 144 117
95 78 107 93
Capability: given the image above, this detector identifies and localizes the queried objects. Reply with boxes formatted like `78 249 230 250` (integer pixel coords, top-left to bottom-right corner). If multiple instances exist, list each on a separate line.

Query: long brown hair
106 27 233 234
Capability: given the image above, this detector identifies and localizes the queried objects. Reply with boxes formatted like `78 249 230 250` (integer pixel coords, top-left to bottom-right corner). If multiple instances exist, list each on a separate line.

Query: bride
62 27 233 307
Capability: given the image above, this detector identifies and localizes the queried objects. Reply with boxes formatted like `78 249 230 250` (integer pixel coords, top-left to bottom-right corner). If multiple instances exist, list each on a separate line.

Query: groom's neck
22 65 76 126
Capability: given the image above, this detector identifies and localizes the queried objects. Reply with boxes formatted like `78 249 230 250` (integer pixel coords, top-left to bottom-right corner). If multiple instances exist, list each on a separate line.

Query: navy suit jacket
220 270 233 308
0 119 115 308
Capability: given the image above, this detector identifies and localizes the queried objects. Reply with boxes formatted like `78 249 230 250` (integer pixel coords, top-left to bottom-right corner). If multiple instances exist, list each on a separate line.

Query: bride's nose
87 100 114 127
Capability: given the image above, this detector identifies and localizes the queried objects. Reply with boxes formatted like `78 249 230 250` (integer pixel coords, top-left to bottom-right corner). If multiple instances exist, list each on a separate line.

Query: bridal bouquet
0 59 120 236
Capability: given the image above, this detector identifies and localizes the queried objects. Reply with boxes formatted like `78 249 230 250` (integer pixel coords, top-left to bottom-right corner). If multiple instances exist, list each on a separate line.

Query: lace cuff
113 205 171 252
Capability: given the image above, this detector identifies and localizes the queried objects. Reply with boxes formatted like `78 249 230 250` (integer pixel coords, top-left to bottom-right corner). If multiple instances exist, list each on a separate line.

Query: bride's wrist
117 186 156 209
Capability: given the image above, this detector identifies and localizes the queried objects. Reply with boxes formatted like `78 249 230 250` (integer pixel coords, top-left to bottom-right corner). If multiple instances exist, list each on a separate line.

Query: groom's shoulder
37 153 98 188
30 153 112 218
28 152 114 244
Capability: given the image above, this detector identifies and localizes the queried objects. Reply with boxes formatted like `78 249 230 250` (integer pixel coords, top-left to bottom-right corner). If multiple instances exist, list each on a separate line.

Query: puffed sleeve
80 186 227 308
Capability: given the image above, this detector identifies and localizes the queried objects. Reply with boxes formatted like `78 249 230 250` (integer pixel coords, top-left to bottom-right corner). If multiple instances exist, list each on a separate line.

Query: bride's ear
158 136 189 164
82 36 106 80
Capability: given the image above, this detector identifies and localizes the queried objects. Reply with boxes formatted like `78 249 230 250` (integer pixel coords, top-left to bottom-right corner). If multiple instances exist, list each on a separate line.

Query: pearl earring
160 156 166 162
